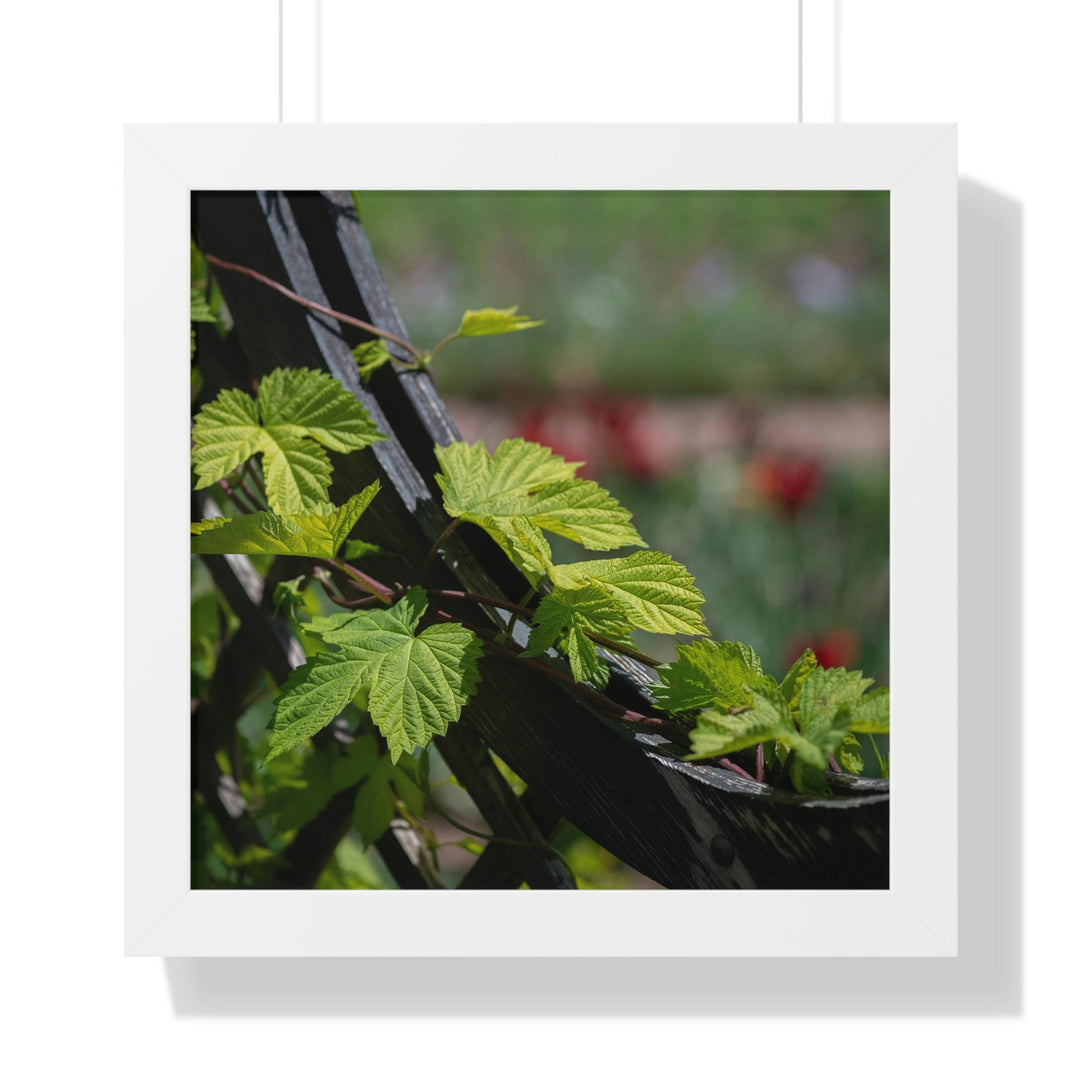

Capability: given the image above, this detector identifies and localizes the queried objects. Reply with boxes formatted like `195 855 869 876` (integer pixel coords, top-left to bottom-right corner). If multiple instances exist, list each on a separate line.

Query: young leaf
456 307 543 338
549 551 708 636
837 733 865 776
192 368 386 514
273 575 310 619
190 482 380 558
191 288 217 358
524 584 635 688
267 587 483 765
352 339 394 380
687 683 823 767
190 288 217 324
434 438 644 580
653 639 766 715
342 538 382 561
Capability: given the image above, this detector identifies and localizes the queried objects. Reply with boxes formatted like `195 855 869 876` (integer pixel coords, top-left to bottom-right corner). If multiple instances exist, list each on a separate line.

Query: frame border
125 123 956 957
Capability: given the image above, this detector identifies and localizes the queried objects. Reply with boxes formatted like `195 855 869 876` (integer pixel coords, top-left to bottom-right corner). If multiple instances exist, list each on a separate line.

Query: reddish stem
718 758 757 782
203 253 423 360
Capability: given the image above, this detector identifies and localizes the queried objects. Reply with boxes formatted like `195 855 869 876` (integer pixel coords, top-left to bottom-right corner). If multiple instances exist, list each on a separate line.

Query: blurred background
355 191 890 887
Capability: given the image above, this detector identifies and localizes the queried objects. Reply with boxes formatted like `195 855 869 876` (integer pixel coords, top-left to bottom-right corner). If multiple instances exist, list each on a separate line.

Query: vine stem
426 331 461 362
318 558 396 604
425 588 535 617
719 758 757 782
417 519 462 585
218 477 258 515
584 632 662 670
426 588 662 667
504 586 536 640
436 612 691 750
203 253 424 362
243 457 268 505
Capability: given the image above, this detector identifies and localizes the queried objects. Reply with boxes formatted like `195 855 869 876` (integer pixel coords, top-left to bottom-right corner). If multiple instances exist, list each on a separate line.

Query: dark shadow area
166 179 1021 1016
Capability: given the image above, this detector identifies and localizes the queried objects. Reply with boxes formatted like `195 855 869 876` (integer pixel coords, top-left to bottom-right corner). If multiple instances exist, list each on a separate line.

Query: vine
191 260 890 873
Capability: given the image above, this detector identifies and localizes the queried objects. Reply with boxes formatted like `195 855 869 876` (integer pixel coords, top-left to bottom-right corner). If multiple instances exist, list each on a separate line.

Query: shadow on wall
164 180 1022 1018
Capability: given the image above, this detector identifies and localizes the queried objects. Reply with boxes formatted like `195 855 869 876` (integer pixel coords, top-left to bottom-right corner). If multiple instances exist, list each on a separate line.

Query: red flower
786 628 860 671
743 454 822 515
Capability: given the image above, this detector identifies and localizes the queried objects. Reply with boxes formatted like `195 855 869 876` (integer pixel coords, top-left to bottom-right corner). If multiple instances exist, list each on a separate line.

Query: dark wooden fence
191 190 889 890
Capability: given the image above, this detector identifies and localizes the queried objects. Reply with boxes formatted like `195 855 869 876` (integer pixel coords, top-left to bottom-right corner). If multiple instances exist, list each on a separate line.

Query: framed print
125 124 956 956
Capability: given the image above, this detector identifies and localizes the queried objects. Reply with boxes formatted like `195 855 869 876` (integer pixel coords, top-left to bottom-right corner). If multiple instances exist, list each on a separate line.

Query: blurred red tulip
743 453 822 515
517 394 675 482
786 628 860 671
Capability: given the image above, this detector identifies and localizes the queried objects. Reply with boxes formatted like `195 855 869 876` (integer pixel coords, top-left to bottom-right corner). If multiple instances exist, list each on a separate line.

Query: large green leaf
549 551 707 635
434 438 643 581
524 584 635 688
191 482 380 557
455 307 543 338
653 639 766 715
192 367 385 514
267 587 483 765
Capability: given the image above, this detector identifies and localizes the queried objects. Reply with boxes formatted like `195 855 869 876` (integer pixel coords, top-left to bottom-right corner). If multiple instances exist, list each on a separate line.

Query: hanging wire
280 0 289 122
798 0 804 122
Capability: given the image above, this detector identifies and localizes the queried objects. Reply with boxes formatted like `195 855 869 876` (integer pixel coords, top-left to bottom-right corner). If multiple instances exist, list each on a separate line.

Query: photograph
190 188 890 891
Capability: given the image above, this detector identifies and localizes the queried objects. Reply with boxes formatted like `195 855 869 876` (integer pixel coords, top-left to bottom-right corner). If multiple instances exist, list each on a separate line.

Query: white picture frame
126 123 956 957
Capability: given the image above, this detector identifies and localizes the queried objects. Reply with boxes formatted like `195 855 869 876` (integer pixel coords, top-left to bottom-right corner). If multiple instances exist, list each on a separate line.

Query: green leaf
269 736 381 832
848 686 890 734
779 647 818 707
267 587 483 765
191 289 217 324
273 575 309 619
352 339 394 380
456 307 544 338
192 368 385 514
524 584 635 688
550 551 707 636
352 755 398 847
351 752 430 847
342 538 382 561
434 438 643 580
799 667 875 745
653 639 766 714
837 733 865 776
190 482 380 557
687 683 826 769
789 755 832 796
688 687 793 760
436 438 581 507
191 289 217 358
